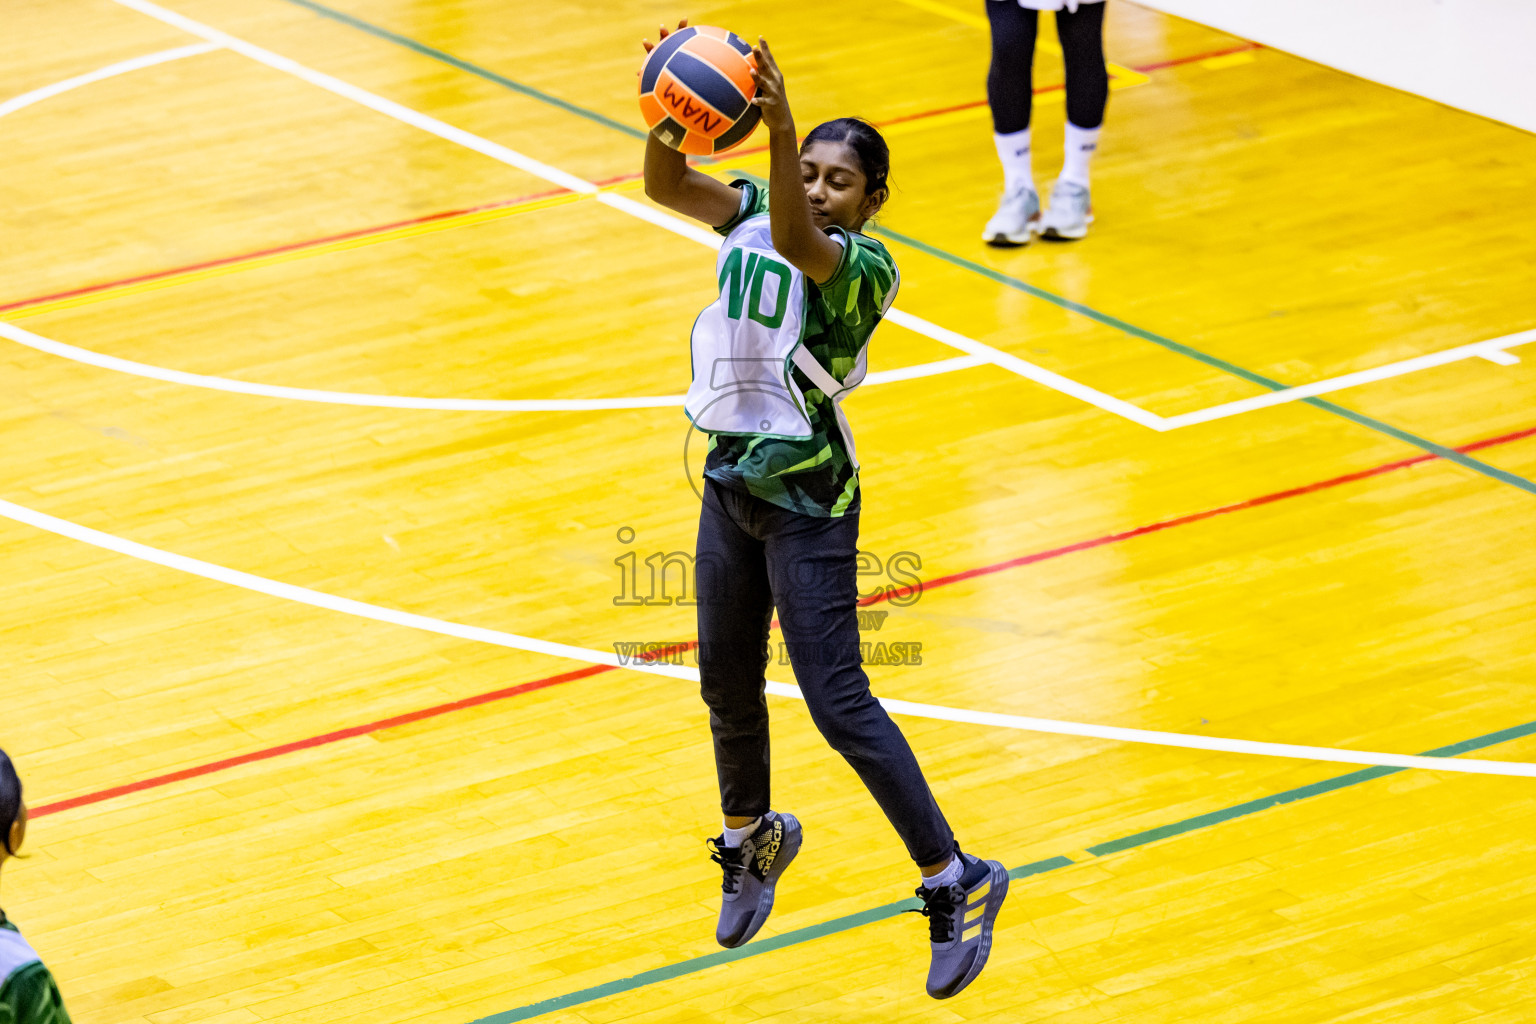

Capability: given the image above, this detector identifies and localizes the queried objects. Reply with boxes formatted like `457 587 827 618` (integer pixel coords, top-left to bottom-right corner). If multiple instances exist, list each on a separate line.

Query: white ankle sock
993 128 1033 195
921 855 964 890
723 816 762 848
1060 122 1101 188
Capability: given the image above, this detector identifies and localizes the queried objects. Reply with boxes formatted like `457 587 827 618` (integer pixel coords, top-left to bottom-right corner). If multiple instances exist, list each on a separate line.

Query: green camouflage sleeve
0 962 72 1024
813 228 898 328
712 180 770 236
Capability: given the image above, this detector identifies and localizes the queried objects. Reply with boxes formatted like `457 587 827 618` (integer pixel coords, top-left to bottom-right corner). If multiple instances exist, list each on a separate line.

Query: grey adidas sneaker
707 811 802 948
1040 179 1093 240
912 851 1009 999
983 185 1041 247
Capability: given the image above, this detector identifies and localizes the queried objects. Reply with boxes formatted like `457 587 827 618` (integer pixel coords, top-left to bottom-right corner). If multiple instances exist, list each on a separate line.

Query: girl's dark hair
801 117 890 195
0 749 21 856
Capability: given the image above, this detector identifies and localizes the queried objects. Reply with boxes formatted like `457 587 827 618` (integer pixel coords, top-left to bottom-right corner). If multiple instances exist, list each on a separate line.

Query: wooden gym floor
3 0 1535 1021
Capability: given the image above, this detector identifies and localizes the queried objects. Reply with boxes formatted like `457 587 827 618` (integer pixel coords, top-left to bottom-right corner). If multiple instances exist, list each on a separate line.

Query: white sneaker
982 185 1041 247
1040 180 1093 240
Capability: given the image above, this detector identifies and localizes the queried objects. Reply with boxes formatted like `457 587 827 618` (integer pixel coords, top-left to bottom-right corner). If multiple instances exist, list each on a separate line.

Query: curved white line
34 1 1528 775
0 43 220 120
9 304 1526 424
0 319 986 410
0 317 683 411
0 491 1530 777
19 11 1530 435
104 0 1170 430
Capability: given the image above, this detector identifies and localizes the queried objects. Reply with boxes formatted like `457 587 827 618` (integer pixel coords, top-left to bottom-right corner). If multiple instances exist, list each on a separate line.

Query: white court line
5 307 1527 426
0 491 1531 776
0 317 682 411
1481 348 1522 367
0 318 983 410
1158 328 1536 430
1 21 1527 768
886 309 1164 428
11 2 1526 778
104 0 1160 429
36 2 1531 430
861 353 989 386
0 42 220 120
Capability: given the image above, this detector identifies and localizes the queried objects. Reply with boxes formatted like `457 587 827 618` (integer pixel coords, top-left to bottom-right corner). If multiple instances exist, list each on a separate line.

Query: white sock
722 816 762 848
921 855 964 890
993 128 1033 195
1060 122 1101 188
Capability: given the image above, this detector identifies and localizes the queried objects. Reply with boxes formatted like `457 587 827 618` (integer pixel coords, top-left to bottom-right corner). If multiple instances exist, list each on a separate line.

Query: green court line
717 169 1536 494
869 222 1536 496
241 8 1536 1014
470 719 1536 1023
274 1 1534 496
475 855 1070 1024
277 0 648 140
1087 719 1536 856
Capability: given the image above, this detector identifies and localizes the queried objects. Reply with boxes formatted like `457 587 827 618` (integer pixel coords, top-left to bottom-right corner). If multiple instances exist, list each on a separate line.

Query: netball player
983 0 1109 244
0 751 72 1023
640 22 1009 998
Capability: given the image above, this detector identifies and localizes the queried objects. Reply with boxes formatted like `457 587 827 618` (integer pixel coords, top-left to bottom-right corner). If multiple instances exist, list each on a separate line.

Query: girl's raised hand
750 38 793 134
639 17 688 73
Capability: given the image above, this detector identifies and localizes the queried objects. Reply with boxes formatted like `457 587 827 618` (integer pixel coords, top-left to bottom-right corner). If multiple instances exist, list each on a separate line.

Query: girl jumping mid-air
641 21 1009 999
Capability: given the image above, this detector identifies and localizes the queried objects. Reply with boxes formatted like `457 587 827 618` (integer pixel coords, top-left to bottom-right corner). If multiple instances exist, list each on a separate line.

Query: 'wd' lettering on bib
686 213 885 461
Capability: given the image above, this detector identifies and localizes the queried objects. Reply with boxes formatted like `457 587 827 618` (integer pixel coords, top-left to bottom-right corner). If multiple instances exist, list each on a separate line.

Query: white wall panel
1130 0 1536 132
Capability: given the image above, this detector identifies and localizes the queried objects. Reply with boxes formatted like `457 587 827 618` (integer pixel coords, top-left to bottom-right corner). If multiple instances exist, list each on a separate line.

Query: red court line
0 169 643 316
33 665 611 817
0 43 1264 317
864 423 1536 603
31 420 1535 820
0 182 594 316
0 190 550 315
1130 41 1263 73
876 43 1264 129
720 42 1267 159
1461 425 1536 453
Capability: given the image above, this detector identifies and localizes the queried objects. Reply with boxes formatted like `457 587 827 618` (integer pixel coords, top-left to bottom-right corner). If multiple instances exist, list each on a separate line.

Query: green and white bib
687 209 860 446
692 181 900 518
0 919 70 1024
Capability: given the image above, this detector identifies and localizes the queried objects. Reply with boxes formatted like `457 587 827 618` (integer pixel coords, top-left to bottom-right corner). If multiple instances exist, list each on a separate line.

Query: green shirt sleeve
812 227 898 329
712 180 770 236
0 962 72 1024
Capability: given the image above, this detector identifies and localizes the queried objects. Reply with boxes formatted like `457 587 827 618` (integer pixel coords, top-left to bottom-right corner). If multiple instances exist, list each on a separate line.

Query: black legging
695 478 957 868
986 2 1108 132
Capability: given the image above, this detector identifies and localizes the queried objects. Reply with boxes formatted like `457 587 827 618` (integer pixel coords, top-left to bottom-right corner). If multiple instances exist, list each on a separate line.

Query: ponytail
0 749 20 856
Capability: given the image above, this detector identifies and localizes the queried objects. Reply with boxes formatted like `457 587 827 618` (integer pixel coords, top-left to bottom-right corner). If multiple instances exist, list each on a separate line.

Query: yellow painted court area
2 1 1535 1022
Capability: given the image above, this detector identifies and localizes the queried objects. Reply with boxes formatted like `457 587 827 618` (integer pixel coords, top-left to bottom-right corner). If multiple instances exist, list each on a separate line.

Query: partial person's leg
696 479 803 950
763 505 1008 998
762 506 954 869
987 0 1038 157
1058 1 1109 136
983 0 1043 246
695 478 775 825
1042 1 1107 239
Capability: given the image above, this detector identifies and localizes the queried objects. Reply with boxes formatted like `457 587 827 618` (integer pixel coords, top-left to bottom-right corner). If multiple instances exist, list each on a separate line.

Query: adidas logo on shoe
752 819 783 875
708 811 802 948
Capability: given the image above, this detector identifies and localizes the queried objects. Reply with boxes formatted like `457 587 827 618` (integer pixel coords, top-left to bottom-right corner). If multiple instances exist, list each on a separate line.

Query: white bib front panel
686 216 819 439
0 927 41 981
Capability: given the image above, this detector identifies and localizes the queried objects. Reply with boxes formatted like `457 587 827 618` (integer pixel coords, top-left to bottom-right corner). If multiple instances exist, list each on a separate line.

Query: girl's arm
643 132 742 227
751 40 844 284
639 20 743 227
